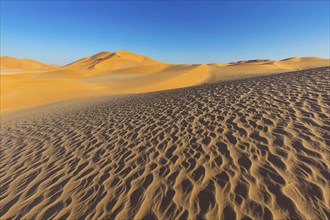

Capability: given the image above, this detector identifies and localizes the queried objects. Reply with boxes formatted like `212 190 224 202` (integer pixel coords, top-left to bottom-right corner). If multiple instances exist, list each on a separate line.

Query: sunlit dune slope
84 64 209 94
1 76 102 112
1 51 329 112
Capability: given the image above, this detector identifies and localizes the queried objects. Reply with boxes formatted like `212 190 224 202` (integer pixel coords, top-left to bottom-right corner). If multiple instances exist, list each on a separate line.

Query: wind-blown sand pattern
1 67 329 219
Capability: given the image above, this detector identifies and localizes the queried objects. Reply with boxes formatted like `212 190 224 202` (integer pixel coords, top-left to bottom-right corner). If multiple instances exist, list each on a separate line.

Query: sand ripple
1 67 329 219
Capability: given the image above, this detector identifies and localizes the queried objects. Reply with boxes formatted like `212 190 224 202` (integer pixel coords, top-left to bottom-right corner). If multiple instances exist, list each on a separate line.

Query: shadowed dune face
1 67 330 219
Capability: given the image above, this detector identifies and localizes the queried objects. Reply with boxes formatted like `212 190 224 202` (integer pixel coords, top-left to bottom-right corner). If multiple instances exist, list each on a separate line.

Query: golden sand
1 67 329 219
1 51 329 112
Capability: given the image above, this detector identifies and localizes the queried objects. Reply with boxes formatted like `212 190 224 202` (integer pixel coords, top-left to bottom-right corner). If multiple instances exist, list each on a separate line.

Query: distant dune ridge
0 51 329 112
0 56 58 69
1 67 329 219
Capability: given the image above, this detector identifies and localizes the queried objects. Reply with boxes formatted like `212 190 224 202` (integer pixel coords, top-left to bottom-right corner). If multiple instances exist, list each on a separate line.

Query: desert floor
1 67 329 219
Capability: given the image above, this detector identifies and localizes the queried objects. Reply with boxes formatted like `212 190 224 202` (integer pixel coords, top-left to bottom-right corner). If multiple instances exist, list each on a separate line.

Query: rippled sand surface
1 67 329 219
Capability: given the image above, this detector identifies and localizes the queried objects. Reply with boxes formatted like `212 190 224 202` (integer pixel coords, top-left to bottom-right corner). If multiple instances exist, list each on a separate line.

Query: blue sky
1 1 329 65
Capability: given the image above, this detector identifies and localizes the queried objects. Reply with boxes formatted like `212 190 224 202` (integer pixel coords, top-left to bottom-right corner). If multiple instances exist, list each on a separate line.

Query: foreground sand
1 67 330 219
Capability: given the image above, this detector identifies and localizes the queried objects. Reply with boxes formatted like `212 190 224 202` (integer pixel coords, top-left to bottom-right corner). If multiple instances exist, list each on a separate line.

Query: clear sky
1 0 329 65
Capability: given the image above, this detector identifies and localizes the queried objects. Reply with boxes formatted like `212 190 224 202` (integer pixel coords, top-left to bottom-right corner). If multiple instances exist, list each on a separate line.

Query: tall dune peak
90 51 115 59
65 50 163 71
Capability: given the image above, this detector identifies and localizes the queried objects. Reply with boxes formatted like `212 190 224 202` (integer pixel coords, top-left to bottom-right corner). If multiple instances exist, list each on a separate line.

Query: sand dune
1 67 329 219
0 56 58 70
208 57 330 82
64 50 164 71
1 51 329 112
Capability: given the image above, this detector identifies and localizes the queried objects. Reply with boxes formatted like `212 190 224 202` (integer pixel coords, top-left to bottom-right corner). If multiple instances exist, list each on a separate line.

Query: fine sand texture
1 51 329 112
1 67 329 219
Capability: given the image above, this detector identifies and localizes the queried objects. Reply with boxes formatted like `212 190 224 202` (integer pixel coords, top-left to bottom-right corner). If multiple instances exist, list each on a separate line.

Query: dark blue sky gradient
1 1 329 65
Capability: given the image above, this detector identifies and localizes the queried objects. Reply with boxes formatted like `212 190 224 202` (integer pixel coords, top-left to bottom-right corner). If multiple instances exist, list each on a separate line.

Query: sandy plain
1 64 329 219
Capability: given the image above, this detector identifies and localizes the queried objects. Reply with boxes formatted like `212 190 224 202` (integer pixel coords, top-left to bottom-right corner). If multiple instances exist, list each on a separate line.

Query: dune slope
1 67 329 219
